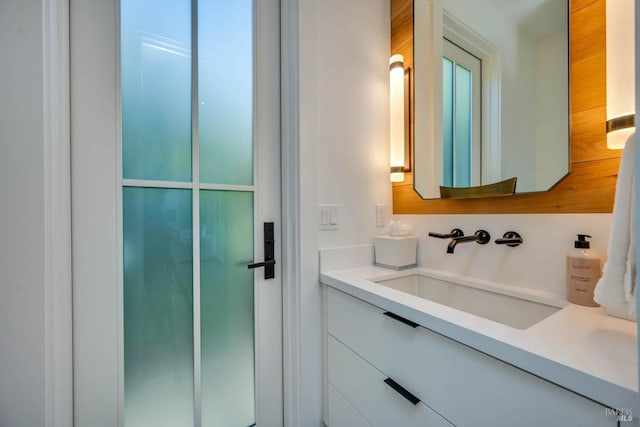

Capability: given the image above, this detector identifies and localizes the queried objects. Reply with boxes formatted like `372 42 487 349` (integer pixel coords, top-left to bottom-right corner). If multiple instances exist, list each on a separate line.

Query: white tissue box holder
374 236 417 269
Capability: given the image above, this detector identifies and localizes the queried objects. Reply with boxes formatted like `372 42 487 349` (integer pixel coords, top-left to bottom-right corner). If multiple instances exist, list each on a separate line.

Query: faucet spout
446 230 491 254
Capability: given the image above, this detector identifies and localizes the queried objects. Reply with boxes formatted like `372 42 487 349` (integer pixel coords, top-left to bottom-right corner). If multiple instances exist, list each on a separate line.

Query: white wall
298 0 391 424
0 1 46 426
315 0 392 249
398 214 612 299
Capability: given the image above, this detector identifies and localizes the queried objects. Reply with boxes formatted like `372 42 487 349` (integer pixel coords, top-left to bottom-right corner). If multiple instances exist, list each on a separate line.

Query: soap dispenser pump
566 234 601 306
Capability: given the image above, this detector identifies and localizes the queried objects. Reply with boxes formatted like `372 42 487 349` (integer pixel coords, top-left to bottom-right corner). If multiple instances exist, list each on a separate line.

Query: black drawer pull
384 378 420 405
383 311 418 328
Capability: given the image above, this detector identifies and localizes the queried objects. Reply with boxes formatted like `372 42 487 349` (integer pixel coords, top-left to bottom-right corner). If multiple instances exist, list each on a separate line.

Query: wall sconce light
606 0 635 149
390 54 407 182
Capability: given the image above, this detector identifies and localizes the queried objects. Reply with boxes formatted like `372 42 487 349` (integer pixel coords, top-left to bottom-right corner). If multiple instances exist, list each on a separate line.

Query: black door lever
247 222 276 279
247 260 276 269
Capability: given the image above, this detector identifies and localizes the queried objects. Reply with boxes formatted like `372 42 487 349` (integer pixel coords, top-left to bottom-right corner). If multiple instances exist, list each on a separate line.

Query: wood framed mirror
392 0 621 214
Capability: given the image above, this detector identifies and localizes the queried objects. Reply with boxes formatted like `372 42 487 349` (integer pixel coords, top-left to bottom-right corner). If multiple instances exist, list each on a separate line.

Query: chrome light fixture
606 0 635 149
390 54 406 182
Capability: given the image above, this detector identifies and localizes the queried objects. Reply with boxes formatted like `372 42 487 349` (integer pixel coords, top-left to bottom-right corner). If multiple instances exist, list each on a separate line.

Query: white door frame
44 0 303 426
42 0 73 426
280 0 303 426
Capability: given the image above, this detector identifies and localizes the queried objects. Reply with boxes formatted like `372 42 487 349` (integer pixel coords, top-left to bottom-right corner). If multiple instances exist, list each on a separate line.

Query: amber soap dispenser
566 234 601 306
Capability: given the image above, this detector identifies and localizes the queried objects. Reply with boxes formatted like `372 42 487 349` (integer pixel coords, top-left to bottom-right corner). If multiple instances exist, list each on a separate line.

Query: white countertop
320 264 638 411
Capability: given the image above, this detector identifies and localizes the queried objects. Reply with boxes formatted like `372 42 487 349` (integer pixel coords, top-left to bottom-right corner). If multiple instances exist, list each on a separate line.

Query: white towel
594 132 637 313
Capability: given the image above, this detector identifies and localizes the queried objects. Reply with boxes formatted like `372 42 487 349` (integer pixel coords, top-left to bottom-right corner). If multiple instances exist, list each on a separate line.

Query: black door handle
247 260 276 269
247 222 275 279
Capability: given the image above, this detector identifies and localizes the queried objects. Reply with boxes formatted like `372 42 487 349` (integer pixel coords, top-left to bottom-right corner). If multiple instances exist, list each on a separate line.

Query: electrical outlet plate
318 205 339 230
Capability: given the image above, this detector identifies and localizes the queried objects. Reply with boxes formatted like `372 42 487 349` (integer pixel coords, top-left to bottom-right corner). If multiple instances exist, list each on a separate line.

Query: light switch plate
376 204 386 227
318 205 339 230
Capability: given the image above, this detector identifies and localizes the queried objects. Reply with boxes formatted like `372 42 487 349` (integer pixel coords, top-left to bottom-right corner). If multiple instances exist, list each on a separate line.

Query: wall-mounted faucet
495 231 523 247
446 230 491 254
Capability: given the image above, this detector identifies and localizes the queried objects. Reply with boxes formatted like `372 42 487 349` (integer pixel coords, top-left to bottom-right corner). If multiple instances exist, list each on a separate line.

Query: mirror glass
411 0 569 199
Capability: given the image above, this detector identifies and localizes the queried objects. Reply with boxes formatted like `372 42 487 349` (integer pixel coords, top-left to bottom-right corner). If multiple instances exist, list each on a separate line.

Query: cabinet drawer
328 383 372 427
327 287 616 427
328 335 454 427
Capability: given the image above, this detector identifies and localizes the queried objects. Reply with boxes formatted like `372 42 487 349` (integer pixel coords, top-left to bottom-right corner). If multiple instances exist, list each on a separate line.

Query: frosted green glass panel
123 187 194 427
121 0 192 181
198 0 254 185
442 58 454 187
200 190 255 427
455 64 472 187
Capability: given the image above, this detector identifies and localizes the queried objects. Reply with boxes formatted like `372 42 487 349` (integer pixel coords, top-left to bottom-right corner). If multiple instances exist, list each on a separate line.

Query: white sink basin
374 274 561 329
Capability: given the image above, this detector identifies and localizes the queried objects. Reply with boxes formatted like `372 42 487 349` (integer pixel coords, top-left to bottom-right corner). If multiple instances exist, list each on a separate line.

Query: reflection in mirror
411 0 569 199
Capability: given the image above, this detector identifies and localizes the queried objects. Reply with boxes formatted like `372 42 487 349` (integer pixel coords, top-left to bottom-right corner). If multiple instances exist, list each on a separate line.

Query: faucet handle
428 228 464 239
473 229 491 245
495 231 523 247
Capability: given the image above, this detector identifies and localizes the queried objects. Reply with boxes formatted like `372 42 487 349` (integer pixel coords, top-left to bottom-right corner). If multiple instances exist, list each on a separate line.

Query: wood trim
391 0 619 214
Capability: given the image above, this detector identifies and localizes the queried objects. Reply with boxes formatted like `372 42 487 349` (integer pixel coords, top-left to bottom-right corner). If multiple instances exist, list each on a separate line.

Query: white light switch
321 209 329 225
329 210 338 225
318 205 339 230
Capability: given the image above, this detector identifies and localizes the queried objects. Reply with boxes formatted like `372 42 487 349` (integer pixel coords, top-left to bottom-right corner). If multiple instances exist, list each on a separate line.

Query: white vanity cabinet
325 287 616 427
